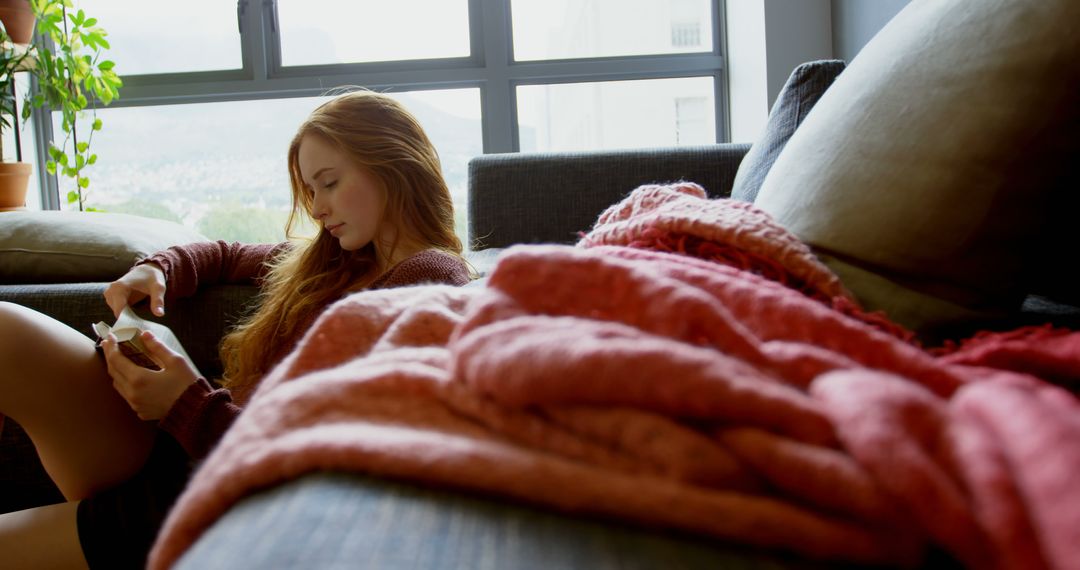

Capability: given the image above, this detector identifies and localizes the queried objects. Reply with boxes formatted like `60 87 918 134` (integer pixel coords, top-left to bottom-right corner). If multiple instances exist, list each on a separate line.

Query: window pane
517 77 715 152
57 90 482 243
512 0 712 61
79 0 241 75
278 0 470 66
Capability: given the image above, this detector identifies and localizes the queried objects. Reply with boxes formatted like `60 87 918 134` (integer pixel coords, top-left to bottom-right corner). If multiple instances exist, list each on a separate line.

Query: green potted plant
0 0 120 211
0 23 33 210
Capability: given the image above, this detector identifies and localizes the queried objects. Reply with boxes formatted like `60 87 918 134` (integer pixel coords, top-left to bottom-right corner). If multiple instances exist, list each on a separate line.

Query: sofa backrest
467 144 750 250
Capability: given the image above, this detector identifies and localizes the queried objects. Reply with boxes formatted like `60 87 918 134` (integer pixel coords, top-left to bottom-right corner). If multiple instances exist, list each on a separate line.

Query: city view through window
54 91 483 244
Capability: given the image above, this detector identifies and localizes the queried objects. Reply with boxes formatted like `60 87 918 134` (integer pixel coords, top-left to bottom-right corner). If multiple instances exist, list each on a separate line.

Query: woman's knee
0 301 44 365
0 301 30 341
0 301 96 358
0 302 105 412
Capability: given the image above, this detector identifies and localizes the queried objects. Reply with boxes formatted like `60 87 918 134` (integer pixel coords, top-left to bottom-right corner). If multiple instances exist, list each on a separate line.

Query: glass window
675 96 710 144
58 89 482 243
392 89 483 241
517 77 715 152
277 0 471 66
78 0 242 75
511 0 713 61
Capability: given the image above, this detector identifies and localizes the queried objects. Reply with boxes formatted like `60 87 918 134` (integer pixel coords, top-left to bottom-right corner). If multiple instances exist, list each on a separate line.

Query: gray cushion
0 211 210 284
467 145 750 250
730 60 846 203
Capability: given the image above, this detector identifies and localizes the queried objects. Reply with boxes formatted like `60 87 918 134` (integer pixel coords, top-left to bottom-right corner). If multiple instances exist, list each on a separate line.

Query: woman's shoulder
373 248 471 289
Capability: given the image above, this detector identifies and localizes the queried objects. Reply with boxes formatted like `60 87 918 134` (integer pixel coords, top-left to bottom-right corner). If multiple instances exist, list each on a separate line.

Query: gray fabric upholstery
468 144 750 249
0 421 63 513
177 472 847 570
730 60 846 203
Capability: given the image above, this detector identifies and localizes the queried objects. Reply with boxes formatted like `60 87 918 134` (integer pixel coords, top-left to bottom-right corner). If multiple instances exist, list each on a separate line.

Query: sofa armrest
175 472 799 570
467 143 751 249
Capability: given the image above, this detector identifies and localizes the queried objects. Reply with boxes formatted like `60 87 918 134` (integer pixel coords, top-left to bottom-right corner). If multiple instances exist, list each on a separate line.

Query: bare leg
0 302 156 500
0 501 88 569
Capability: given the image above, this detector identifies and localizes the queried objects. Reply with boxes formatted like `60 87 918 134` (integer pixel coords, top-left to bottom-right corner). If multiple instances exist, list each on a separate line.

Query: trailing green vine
22 0 121 210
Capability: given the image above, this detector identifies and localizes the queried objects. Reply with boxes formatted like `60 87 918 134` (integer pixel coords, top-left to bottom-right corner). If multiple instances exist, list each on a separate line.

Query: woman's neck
376 237 425 271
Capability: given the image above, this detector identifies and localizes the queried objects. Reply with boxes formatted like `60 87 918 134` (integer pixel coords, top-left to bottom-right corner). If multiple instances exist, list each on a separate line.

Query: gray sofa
2 143 1075 568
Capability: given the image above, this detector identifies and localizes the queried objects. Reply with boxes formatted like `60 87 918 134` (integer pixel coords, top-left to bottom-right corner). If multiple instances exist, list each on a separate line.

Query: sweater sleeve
137 241 288 303
158 378 242 461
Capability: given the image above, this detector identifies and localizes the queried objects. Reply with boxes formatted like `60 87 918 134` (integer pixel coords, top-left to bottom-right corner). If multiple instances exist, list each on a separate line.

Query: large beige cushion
755 0 1080 337
0 210 210 284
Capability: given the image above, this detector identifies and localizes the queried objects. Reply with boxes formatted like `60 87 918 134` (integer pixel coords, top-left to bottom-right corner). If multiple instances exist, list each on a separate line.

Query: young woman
0 90 471 569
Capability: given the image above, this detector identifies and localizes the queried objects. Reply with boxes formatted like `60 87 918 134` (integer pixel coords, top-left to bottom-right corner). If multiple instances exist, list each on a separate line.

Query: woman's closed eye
322 180 338 190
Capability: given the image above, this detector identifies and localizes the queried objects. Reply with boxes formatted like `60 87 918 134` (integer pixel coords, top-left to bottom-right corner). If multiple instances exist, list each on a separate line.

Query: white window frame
31 0 728 209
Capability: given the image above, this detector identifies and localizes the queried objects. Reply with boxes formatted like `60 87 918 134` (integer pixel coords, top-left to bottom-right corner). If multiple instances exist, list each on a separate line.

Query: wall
763 0 832 112
726 0 912 142
830 0 910 61
725 0 832 142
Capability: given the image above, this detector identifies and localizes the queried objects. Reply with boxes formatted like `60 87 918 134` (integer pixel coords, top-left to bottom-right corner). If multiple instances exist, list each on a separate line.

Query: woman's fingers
102 283 130 319
151 285 166 317
140 331 176 367
101 331 196 421
102 264 167 318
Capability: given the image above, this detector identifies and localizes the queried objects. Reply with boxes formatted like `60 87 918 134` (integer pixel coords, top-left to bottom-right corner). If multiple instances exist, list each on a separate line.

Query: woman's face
298 133 390 252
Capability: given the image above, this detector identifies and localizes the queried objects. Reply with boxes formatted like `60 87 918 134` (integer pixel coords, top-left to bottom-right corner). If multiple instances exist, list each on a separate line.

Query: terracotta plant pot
0 0 35 44
0 162 31 211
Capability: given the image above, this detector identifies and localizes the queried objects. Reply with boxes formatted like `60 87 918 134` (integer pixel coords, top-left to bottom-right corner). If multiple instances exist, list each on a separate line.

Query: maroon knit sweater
138 240 470 460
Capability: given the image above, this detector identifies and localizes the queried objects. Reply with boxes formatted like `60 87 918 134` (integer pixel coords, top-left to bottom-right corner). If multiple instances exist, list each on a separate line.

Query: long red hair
218 90 462 402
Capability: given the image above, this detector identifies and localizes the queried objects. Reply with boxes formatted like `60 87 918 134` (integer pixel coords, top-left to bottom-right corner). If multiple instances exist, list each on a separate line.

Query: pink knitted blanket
150 184 1080 569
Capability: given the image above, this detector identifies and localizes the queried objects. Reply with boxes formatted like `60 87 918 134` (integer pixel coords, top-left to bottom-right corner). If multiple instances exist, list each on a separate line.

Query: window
518 77 716 152
510 0 713 60
54 89 482 242
277 0 471 66
85 0 242 75
28 0 726 244
674 96 710 145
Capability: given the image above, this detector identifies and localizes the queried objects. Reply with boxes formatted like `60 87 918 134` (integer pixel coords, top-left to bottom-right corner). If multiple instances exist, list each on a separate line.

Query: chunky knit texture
150 188 1079 570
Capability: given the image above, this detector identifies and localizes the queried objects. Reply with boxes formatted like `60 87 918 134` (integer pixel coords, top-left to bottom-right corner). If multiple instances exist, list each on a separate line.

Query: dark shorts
76 431 193 570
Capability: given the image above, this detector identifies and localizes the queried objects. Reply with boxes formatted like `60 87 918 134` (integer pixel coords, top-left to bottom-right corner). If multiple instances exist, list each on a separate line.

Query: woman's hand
101 330 199 421
104 263 167 318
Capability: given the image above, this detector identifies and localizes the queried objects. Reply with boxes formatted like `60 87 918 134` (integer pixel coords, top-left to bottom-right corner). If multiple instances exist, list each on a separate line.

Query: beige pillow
754 0 1080 337
0 210 211 284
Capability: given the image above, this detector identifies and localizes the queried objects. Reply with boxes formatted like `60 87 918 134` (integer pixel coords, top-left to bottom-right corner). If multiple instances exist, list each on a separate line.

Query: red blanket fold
149 183 1080 570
